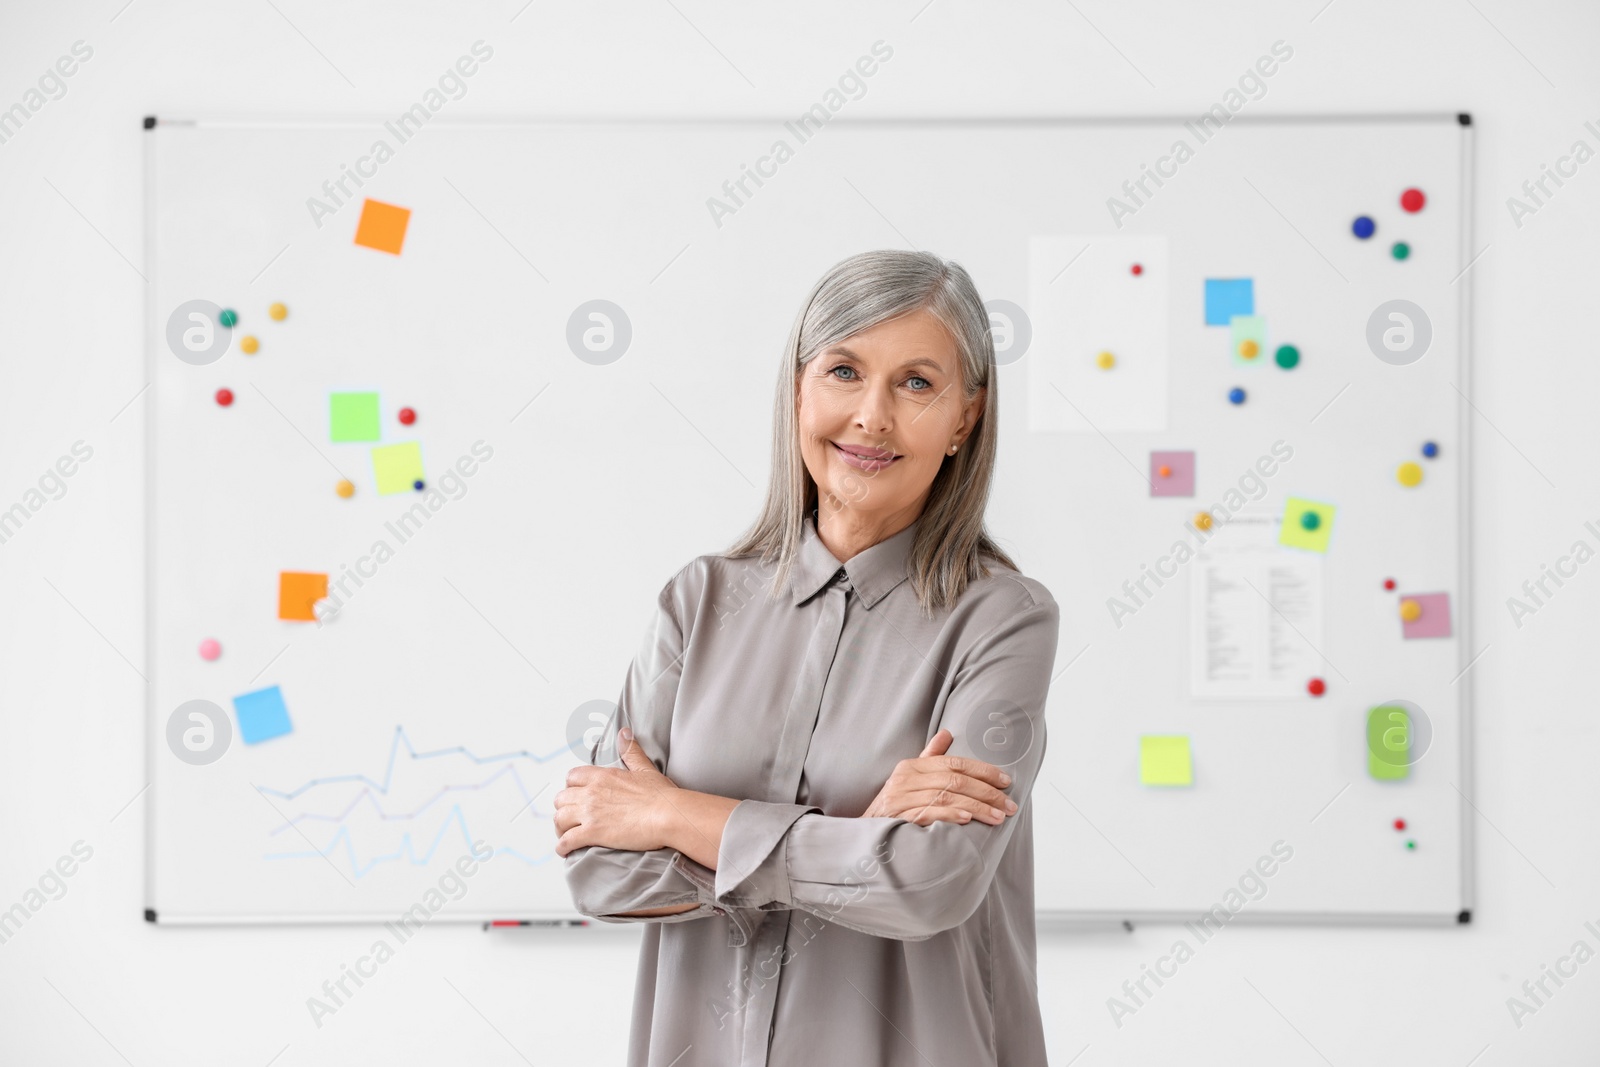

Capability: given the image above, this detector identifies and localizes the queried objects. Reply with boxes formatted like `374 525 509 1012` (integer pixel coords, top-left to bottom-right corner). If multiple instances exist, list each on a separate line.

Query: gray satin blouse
563 511 1060 1067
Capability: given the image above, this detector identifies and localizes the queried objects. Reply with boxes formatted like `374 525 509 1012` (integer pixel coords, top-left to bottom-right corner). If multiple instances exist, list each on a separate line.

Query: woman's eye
827 367 931 390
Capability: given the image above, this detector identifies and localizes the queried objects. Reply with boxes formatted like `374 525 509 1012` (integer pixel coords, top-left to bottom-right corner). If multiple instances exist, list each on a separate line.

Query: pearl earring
948 444 959 454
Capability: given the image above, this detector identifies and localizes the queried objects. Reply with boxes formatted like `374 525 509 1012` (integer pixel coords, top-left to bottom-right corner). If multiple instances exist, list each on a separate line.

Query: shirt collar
791 511 920 609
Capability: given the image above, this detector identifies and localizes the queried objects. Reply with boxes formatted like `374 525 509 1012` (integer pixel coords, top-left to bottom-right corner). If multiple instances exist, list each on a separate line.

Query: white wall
2 1 1597 1062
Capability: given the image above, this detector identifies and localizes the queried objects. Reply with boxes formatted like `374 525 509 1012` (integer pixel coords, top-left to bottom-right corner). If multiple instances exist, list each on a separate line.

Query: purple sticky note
1150 450 1196 497
1401 592 1452 639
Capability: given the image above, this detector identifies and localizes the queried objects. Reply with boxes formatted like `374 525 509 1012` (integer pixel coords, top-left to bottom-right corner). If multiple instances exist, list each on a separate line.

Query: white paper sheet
1028 233 1169 433
1189 513 1325 699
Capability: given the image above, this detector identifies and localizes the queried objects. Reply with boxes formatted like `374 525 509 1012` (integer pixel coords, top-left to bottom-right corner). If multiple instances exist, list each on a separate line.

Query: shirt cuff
713 799 821 910
670 852 765 947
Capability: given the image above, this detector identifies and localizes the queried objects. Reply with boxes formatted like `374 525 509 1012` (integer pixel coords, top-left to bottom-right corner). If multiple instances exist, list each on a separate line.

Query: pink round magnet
198 638 221 661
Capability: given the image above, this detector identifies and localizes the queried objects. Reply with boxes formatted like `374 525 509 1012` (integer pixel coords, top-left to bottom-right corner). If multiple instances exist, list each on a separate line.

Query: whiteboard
144 115 1474 925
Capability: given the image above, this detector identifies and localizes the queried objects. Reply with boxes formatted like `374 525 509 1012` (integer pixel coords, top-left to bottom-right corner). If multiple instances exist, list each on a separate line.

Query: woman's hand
553 728 681 857
862 728 1019 827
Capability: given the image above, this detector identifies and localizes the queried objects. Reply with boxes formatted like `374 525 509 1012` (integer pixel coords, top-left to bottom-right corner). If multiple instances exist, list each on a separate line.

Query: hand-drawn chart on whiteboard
145 115 1473 924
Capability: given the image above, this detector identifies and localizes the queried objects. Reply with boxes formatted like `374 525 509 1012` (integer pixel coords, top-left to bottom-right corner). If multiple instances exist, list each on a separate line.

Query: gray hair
724 248 1017 617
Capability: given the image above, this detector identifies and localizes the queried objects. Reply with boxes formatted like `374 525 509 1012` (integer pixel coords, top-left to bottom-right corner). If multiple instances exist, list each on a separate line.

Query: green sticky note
1279 496 1336 552
1140 735 1193 786
1367 705 1411 780
371 441 424 495
1229 314 1267 366
330 392 381 442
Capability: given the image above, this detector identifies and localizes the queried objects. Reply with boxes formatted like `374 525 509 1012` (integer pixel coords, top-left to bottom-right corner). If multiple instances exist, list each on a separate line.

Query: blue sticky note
233 685 294 745
1204 279 1255 326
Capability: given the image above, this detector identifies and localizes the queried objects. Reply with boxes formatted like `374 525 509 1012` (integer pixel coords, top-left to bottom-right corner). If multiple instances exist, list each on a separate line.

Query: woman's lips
832 441 901 472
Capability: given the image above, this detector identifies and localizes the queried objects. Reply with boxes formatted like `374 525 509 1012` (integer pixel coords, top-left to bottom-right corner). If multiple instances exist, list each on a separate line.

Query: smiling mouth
831 441 901 469
833 441 899 460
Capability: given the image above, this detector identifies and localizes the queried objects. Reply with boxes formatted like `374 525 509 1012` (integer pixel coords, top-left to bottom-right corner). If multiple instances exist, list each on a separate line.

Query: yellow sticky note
1140 735 1193 786
1279 496 1336 552
371 441 424 495
278 571 328 622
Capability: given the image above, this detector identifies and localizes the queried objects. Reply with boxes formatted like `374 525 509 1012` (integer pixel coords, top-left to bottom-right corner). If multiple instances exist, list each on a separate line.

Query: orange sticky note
353 198 411 255
278 571 328 622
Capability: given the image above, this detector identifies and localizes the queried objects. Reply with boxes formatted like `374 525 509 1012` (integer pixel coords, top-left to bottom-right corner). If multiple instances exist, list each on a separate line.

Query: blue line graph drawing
257 725 571 802
264 805 557 878
265 763 551 834
256 726 574 877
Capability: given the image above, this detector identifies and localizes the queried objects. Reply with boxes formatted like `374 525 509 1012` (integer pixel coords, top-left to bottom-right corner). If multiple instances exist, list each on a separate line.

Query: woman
557 249 1060 1067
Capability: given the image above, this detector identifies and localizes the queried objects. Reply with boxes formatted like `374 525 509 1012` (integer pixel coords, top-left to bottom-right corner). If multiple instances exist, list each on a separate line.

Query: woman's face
796 306 986 530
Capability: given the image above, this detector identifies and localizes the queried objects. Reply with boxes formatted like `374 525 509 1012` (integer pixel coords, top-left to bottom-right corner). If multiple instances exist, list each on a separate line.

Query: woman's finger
552 799 582 834
618 727 657 773
917 728 954 759
899 789 1007 824
554 826 588 857
918 754 1010 789
903 805 973 827
893 789 1009 824
907 769 1014 810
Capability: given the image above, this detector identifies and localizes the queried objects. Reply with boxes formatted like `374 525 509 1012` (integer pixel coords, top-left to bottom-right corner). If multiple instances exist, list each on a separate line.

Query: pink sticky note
1150 450 1196 497
1401 592 1452 639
